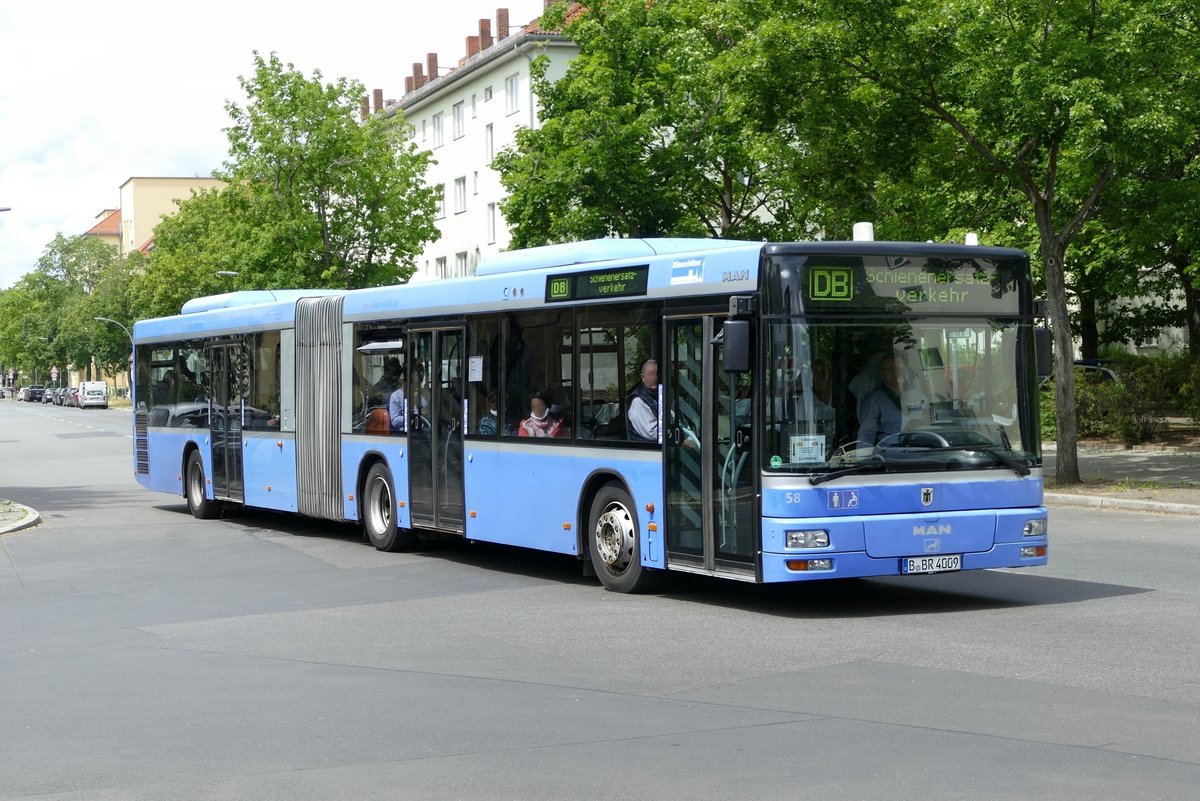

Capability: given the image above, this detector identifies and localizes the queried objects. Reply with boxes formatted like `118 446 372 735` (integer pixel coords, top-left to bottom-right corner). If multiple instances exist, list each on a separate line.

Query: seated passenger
627 359 659 442
519 389 566 438
478 390 500 435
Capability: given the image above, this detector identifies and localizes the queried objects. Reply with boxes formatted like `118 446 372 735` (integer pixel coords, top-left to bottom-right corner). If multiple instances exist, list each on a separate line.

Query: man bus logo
920 487 934 506
913 524 952 536
809 267 854 301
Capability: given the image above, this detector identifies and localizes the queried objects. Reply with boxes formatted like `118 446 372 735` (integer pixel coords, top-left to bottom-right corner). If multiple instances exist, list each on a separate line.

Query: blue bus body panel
462 442 664 562
340 439 411 528
761 473 1044 519
242 434 298 513
141 430 211 500
342 240 765 322
760 472 1047 582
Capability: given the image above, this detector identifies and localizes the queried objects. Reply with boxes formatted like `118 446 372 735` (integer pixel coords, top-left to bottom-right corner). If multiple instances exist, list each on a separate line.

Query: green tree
141 51 438 307
746 0 1200 484
496 0 788 247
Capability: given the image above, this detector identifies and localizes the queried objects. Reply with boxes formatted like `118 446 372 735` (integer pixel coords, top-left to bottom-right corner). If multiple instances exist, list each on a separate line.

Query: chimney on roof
405 76 415 94
466 35 481 59
497 8 509 39
479 18 493 50
413 62 426 88
360 95 370 120
372 88 384 113
427 52 439 80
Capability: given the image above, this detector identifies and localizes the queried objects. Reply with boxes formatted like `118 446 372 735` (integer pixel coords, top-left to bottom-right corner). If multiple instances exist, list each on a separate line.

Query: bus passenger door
407 328 466 532
664 316 756 577
208 340 246 503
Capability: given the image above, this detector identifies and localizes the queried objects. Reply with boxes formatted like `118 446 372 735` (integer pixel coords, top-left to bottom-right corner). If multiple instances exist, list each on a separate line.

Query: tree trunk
1040 235 1081 484
1078 291 1099 361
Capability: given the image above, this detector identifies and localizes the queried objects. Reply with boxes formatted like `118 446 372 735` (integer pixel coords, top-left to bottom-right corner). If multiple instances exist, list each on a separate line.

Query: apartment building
373 5 578 281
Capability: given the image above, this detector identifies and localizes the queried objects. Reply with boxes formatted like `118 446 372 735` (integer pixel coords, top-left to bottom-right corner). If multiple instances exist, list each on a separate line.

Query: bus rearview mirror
1035 327 1052 377
722 320 751 373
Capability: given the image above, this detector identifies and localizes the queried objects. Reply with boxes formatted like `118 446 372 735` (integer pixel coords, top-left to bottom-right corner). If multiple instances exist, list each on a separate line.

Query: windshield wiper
975 445 1032 477
810 455 887 486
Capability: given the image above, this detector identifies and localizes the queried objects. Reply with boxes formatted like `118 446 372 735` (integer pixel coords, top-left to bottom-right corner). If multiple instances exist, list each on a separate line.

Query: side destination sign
546 264 650 303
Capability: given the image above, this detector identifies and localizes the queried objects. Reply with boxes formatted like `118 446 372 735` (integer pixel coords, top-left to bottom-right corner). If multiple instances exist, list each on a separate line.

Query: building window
484 86 493 102
487 203 497 244
485 123 494 161
471 94 477 118
456 251 469 277
473 171 479 195
436 256 447 278
454 177 467 213
435 185 445 219
452 101 465 140
505 73 519 115
421 119 426 142
432 112 444 147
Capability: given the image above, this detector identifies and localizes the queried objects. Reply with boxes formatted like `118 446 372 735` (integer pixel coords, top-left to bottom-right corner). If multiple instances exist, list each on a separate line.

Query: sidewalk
1043 442 1200 515
0 498 41 535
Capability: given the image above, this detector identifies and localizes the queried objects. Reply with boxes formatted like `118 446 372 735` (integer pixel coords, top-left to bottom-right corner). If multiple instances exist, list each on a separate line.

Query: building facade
376 6 577 281
115 176 225 255
76 176 225 392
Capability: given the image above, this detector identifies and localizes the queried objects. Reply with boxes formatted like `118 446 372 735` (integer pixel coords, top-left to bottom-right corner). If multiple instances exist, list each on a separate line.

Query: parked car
52 387 66 405
63 387 81 407
1039 361 1119 390
41 387 56 404
24 384 46 402
79 380 109 409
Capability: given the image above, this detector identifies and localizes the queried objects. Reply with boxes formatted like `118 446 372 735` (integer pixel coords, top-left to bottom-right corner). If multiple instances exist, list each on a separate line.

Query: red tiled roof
85 208 120 237
524 2 586 34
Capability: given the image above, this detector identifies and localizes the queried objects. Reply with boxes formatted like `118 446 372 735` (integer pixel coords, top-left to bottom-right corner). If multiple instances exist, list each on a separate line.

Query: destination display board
765 255 1025 316
545 264 649 303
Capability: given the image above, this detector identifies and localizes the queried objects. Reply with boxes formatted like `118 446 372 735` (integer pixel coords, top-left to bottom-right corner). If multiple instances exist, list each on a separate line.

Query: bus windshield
761 317 1039 475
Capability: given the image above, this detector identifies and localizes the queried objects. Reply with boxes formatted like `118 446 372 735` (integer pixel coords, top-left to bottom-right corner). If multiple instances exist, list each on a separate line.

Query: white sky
0 0 545 289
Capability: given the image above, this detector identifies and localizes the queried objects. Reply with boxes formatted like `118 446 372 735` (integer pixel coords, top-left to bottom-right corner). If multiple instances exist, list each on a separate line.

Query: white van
79 380 109 409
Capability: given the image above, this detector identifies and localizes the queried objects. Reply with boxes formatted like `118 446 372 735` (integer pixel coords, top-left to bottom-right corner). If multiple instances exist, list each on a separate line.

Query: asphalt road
2 400 1198 800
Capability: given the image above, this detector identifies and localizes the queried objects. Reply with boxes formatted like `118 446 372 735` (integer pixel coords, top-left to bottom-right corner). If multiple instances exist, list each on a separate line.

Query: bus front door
407 328 466 533
664 316 756 577
208 341 245 504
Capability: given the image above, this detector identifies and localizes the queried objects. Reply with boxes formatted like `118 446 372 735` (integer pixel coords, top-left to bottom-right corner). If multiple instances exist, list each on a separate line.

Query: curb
0 502 41 535
1044 492 1200 516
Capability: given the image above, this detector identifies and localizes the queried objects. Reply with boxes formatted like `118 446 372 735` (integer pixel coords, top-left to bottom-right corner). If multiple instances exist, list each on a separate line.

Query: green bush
1039 385 1056 441
1041 355 1200 445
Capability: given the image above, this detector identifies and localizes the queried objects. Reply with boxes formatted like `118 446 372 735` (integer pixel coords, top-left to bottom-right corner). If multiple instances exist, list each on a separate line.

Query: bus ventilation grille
135 411 150 475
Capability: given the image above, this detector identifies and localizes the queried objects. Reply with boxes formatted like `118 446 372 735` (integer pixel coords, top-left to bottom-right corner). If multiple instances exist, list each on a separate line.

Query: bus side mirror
1035 327 1052 377
721 320 752 373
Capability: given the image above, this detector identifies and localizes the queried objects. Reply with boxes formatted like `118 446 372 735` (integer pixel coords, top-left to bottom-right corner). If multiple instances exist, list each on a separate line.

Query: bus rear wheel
185 450 220 520
588 484 658 593
364 462 416 552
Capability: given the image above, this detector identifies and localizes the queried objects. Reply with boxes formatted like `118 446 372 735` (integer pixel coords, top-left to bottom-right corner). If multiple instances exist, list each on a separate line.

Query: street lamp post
94 317 134 398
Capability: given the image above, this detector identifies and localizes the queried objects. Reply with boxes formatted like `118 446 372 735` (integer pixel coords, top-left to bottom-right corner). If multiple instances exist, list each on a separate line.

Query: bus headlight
1023 519 1046 537
786 530 829 549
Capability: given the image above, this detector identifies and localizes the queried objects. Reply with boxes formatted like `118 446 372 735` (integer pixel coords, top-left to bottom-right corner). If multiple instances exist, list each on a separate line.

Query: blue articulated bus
131 236 1048 592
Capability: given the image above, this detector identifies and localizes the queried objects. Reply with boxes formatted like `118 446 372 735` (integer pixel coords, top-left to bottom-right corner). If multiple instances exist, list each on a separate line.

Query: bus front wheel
363 462 416 552
588 484 658 593
185 450 221 520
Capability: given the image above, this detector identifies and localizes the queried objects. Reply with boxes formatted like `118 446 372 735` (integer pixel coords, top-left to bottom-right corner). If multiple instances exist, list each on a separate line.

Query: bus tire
363 462 415 552
588 484 658 593
185 450 221 520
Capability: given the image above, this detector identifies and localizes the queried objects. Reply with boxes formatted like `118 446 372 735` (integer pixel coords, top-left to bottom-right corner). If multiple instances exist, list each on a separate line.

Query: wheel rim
594 501 635 574
188 460 204 509
366 475 392 537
